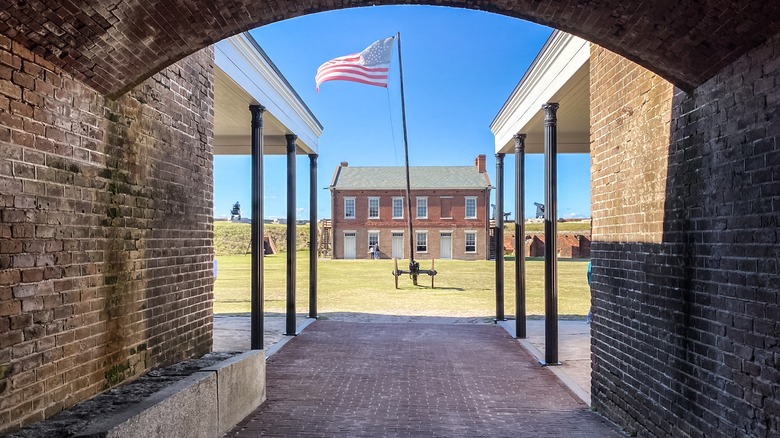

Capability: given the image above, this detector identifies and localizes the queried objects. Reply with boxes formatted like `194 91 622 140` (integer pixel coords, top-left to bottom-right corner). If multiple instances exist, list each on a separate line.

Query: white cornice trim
490 31 589 153
215 33 322 154
332 186 489 190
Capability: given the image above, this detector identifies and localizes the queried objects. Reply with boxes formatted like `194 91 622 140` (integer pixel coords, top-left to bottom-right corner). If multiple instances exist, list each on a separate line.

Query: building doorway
392 232 404 259
440 232 452 259
344 232 356 259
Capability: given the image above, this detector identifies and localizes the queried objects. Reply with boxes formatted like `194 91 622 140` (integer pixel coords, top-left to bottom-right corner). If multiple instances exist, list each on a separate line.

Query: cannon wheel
393 258 399 289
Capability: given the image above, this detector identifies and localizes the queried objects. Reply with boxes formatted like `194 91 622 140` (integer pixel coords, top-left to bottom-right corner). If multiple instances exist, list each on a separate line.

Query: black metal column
309 154 318 319
495 153 506 322
542 102 560 365
514 134 527 339
285 134 298 336
249 104 265 350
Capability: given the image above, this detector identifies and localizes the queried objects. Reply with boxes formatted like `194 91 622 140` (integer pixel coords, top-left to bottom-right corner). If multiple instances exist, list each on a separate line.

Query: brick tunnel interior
0 1 779 436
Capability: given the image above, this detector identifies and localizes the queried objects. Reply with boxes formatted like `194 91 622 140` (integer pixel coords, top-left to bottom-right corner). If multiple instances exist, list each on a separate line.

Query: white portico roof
491 31 590 154
213 32 322 155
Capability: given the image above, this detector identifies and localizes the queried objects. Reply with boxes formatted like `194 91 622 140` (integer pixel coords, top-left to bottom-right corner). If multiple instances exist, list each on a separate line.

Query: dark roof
331 166 490 190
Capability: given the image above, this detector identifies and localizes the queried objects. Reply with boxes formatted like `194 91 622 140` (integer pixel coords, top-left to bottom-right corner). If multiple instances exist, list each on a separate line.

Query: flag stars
359 37 393 66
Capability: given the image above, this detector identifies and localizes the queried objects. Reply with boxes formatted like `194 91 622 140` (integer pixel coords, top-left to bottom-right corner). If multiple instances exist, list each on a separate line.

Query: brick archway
2 1 780 96
2 2 780 436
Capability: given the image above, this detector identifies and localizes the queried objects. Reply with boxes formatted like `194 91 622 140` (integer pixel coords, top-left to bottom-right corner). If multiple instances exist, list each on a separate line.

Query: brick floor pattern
226 321 623 437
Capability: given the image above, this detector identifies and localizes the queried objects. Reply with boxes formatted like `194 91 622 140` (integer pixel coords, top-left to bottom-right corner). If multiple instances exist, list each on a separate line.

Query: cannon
392 258 437 289
534 202 545 219
230 201 242 221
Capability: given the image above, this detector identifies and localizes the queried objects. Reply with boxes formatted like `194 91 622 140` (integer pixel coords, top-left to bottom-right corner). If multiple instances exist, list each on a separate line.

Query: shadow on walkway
498 319 592 405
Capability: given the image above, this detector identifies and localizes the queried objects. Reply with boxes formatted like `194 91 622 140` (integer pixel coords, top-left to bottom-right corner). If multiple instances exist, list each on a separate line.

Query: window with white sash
368 197 380 219
416 197 428 219
465 197 477 219
344 197 355 219
465 231 477 253
416 231 428 253
392 197 404 219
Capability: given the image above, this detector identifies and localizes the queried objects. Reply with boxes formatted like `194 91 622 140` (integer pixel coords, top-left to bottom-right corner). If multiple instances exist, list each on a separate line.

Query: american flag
315 36 395 91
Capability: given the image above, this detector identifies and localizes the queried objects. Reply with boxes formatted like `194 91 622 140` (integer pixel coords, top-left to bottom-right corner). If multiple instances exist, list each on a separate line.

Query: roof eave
331 186 491 190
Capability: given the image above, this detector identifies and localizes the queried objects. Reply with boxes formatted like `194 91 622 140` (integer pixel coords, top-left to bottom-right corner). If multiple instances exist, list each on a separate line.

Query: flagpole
395 32 418 281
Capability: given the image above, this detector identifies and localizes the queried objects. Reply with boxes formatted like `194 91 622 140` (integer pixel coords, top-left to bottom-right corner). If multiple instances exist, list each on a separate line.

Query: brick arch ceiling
2 0 779 97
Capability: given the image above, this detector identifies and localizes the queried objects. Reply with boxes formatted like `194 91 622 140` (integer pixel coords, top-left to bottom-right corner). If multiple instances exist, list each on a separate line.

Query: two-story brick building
329 156 492 260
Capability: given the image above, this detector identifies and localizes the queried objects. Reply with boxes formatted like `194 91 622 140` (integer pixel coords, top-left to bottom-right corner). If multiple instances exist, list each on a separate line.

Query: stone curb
74 351 265 438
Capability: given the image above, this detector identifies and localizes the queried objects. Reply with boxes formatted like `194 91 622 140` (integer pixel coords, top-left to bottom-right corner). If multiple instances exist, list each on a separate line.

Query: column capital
309 154 318 164
495 152 505 163
513 133 526 152
249 104 266 127
285 134 297 153
542 102 559 123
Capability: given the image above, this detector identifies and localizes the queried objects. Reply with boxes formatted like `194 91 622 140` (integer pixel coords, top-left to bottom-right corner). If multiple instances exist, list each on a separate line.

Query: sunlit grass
214 252 591 319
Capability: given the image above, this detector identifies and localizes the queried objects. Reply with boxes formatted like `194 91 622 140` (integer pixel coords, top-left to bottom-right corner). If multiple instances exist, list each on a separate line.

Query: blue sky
213 6 592 220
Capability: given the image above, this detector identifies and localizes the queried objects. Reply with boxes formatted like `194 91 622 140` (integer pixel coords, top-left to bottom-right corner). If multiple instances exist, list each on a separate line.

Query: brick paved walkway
226 321 623 437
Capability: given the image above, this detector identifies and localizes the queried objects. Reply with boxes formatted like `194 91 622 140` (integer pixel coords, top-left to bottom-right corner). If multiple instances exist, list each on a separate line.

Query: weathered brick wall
590 32 780 437
331 189 490 260
0 37 214 433
4 1 780 96
590 46 673 245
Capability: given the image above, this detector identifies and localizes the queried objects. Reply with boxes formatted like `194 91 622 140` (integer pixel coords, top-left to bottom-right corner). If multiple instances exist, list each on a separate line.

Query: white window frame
392 197 404 219
344 197 356 219
416 197 428 219
368 197 380 219
465 197 477 219
416 231 428 253
465 231 477 253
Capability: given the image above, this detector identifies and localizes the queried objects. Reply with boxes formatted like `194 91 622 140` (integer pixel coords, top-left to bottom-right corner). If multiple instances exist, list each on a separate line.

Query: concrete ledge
202 350 266 436
76 372 219 438
73 351 266 438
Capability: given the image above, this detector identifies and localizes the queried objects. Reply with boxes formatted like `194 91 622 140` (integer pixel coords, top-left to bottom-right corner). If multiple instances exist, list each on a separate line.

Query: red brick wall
510 232 591 259
331 189 490 260
0 36 214 433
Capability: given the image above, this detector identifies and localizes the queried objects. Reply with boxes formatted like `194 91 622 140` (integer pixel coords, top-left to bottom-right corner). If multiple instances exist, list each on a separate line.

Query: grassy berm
214 221 310 255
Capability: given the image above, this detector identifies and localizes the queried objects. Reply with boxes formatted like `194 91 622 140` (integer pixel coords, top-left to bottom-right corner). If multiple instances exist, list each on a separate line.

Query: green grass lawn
214 252 591 319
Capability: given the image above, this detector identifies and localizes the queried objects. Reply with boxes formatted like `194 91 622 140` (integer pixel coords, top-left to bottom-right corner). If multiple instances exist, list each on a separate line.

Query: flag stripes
315 36 395 91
